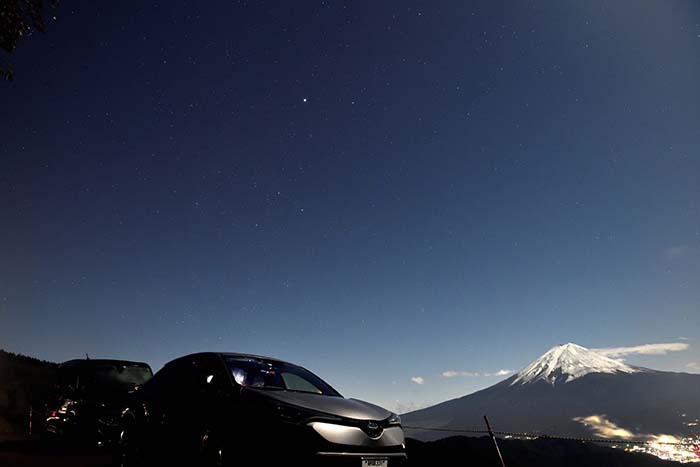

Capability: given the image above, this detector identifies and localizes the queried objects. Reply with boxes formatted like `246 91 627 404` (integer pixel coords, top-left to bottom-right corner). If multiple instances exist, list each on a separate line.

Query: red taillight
51 411 57 417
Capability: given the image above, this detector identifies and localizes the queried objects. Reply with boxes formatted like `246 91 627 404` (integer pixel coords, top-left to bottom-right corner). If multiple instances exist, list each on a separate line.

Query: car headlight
387 413 401 426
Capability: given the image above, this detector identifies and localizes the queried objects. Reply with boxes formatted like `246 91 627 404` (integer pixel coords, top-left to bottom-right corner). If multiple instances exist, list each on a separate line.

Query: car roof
60 359 152 369
172 351 288 364
159 352 342 397
218 352 288 363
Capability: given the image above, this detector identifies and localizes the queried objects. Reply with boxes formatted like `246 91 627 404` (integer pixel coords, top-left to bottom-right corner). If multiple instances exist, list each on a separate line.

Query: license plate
362 459 388 467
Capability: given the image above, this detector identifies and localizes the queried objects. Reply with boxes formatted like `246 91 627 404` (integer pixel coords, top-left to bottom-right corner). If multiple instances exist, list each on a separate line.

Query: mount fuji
402 343 700 441
511 343 640 385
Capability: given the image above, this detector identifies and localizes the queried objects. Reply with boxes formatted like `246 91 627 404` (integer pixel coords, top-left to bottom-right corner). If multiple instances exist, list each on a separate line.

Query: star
302 98 308 103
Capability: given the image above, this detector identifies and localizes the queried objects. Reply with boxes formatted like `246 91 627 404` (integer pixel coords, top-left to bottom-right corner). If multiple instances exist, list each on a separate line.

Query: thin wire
402 425 699 448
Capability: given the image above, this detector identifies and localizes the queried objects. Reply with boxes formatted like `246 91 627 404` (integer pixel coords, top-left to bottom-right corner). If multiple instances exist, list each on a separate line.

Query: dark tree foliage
0 349 58 434
0 0 59 80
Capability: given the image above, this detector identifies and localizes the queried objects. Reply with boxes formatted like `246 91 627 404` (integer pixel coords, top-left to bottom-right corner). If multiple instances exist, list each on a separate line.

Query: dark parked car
118 352 406 466
45 358 153 447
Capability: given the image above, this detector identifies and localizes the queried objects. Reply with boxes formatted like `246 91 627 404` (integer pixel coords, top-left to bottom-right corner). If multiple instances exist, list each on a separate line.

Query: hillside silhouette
0 350 57 435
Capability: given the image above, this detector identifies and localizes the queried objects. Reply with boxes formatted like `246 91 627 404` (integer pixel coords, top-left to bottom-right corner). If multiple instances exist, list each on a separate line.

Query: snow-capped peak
511 343 640 386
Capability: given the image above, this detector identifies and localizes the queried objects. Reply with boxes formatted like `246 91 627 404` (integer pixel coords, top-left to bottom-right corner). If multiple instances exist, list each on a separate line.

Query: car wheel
115 424 142 467
200 431 226 467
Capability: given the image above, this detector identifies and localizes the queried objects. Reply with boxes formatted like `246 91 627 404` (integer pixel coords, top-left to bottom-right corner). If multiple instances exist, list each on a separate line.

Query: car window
196 354 229 390
145 356 222 400
83 364 152 389
281 372 323 394
57 366 78 389
143 362 178 397
225 357 340 396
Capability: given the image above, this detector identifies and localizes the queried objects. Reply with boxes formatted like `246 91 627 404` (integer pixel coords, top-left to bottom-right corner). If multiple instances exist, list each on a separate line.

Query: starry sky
1 0 699 412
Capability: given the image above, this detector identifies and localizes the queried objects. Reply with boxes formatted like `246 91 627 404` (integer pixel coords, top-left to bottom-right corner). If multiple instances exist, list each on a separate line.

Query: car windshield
225 357 340 396
83 363 152 390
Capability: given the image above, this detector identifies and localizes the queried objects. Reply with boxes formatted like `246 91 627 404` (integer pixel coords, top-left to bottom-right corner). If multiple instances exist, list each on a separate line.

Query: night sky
2 0 699 412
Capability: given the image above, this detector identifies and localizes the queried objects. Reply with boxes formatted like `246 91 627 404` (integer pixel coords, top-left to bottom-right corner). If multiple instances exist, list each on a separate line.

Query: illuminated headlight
387 413 401 426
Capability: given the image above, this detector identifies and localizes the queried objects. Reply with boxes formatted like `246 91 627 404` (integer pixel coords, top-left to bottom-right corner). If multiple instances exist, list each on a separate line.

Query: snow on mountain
511 343 640 386
402 342 700 442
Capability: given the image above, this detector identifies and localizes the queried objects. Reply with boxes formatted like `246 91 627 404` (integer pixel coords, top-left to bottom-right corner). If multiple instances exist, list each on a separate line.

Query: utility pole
484 415 506 467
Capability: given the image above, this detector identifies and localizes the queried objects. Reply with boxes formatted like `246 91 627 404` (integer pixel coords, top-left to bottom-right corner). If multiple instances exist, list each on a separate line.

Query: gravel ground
0 437 112 467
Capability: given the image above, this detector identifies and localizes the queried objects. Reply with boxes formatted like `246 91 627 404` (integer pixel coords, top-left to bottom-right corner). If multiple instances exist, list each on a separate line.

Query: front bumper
309 422 405 448
313 452 407 467
315 451 408 459
307 421 407 465
217 415 407 465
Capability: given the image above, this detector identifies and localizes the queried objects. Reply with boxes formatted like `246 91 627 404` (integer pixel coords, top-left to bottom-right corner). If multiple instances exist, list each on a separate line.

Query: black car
45 358 153 448
118 352 406 466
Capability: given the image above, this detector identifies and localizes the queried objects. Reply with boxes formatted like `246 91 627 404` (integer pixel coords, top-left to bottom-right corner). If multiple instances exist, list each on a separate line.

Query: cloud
593 342 689 358
573 415 635 439
442 370 479 378
678 337 689 341
663 245 693 260
686 362 700 372
441 369 513 378
395 400 431 414
489 369 514 376
410 376 425 385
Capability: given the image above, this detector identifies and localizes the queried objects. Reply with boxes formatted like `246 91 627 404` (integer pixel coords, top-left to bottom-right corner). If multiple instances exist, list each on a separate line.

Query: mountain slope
406 436 685 467
403 344 700 442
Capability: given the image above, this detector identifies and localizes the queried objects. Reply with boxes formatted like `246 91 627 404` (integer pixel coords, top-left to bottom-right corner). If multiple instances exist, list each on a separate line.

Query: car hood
247 389 392 421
